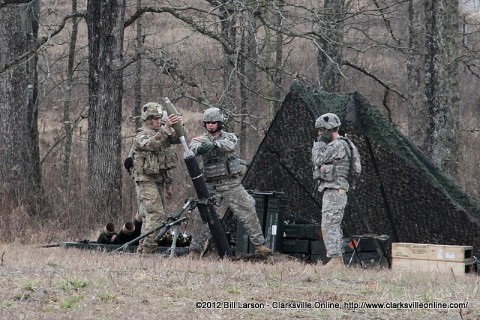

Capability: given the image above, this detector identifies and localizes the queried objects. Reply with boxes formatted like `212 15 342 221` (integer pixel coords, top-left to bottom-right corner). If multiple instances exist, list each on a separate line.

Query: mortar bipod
111 197 196 254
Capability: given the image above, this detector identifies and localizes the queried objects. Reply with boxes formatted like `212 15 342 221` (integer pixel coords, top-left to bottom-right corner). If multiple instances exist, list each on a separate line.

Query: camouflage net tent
242 81 480 256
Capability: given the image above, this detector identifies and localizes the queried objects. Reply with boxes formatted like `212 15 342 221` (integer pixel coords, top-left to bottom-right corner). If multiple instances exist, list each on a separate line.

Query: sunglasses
205 121 218 124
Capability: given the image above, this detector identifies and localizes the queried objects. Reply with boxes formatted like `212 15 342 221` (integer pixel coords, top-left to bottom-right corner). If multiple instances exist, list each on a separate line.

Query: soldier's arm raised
312 141 336 166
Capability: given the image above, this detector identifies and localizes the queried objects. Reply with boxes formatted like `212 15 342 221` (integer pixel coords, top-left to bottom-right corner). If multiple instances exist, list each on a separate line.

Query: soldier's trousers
190 180 266 253
321 188 348 257
135 180 166 254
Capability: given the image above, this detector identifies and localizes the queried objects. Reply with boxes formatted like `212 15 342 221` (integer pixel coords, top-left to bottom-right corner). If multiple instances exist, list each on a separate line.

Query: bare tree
86 0 125 220
407 0 427 149
217 0 239 124
271 0 285 116
0 1 43 214
238 1 259 157
317 0 346 92
134 0 143 130
62 0 80 189
408 0 460 177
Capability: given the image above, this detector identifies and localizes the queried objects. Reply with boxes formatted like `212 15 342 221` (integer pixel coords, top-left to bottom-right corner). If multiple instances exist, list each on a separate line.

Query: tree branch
342 60 407 100
0 12 85 75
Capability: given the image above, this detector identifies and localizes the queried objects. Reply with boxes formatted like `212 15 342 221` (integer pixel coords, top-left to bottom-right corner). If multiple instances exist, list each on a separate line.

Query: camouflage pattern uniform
312 113 353 258
128 110 172 219
189 130 266 254
132 103 180 254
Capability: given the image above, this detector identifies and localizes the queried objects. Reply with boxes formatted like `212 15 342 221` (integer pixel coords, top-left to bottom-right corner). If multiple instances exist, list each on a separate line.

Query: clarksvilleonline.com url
195 300 469 310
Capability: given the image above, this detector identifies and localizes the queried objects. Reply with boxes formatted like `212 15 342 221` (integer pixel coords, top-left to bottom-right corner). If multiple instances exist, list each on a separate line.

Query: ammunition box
391 243 473 262
235 191 288 254
310 240 327 255
283 224 322 240
282 239 310 253
235 218 255 254
392 258 475 276
264 192 287 252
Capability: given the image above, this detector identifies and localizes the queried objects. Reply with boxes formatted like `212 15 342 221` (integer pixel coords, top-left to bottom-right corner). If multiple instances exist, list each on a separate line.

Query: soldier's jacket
132 125 181 182
190 130 242 181
312 136 351 192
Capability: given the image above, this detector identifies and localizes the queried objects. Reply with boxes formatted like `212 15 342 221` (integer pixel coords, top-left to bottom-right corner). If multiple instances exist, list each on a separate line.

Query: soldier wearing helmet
187 107 272 257
312 112 358 268
131 102 184 254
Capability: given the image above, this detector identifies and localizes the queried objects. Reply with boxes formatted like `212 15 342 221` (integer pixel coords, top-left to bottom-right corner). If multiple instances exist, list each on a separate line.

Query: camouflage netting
242 81 480 256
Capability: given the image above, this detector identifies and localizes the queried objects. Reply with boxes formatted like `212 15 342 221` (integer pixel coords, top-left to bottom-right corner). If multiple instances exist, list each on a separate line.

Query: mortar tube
163 96 232 257
97 222 116 244
184 154 233 258
115 221 136 244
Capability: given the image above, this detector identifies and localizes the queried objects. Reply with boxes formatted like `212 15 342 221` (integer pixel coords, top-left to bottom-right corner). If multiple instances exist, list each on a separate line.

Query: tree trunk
239 3 259 158
62 0 79 189
317 0 345 92
407 0 427 151
239 32 248 158
424 0 459 177
219 1 237 130
134 0 142 130
263 0 285 122
272 0 284 115
86 0 125 220
409 0 459 177
0 2 43 215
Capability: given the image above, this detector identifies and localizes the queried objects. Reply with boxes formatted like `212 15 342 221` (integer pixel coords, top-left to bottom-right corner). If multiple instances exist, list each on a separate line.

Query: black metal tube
184 155 209 199
115 221 137 244
184 155 233 258
97 222 116 244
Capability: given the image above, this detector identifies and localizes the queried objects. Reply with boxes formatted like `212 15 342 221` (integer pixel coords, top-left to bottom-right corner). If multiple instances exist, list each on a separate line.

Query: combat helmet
202 107 225 123
141 102 163 121
315 113 341 130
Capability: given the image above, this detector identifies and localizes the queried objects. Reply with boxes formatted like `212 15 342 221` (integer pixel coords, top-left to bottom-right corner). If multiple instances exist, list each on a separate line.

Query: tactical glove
124 157 133 174
318 130 331 144
197 141 216 154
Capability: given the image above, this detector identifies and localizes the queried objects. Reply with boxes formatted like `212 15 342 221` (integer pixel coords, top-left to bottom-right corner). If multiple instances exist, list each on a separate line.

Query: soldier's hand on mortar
197 141 216 154
166 114 182 128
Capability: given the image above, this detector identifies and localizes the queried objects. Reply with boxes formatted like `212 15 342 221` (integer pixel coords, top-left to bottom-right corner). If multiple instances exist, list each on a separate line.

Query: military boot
324 256 344 269
255 245 272 255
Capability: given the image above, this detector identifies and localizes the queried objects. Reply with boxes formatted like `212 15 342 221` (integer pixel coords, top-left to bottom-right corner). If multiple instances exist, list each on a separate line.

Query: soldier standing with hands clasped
312 113 360 268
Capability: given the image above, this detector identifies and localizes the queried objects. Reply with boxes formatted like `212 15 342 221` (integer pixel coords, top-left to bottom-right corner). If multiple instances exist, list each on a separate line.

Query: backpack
343 136 362 188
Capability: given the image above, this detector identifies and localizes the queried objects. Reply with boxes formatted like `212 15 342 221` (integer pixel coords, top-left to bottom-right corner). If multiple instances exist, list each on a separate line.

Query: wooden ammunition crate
392 243 473 262
392 258 475 276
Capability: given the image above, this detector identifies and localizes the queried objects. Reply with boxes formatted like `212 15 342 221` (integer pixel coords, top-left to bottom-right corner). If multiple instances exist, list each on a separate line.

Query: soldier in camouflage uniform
312 113 357 268
188 107 271 257
132 102 183 254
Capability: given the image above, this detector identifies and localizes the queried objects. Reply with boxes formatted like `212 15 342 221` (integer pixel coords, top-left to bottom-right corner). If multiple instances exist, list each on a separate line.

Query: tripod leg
169 226 180 257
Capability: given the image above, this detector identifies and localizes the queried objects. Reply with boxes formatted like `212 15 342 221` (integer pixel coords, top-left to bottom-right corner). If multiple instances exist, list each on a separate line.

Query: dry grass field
0 243 478 320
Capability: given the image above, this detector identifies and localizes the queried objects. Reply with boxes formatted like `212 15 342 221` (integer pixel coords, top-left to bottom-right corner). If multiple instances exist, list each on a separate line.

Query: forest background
1 0 480 243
